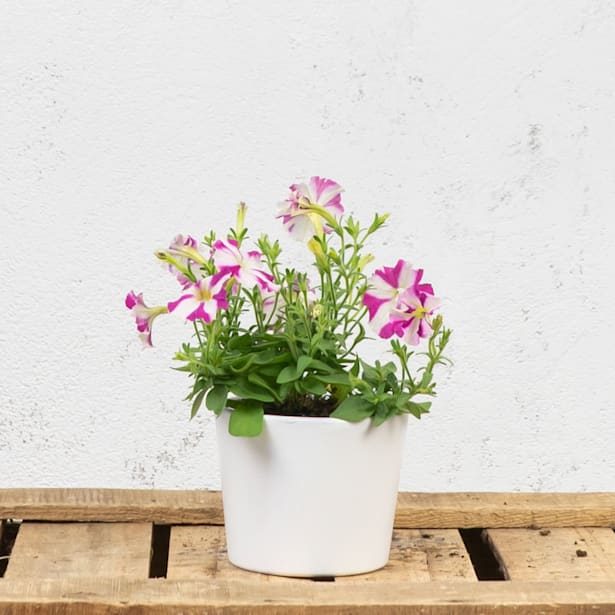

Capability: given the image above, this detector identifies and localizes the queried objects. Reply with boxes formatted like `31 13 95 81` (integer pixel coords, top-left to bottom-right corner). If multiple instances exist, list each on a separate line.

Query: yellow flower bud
236 201 247 235
358 253 375 271
307 237 323 256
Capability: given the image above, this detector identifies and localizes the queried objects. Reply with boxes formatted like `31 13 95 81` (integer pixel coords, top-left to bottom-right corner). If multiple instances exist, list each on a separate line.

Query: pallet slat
337 530 476 583
487 527 615 581
168 527 476 583
4 523 152 579
2 489 615 527
1 578 615 614
167 525 295 582
1 489 614 612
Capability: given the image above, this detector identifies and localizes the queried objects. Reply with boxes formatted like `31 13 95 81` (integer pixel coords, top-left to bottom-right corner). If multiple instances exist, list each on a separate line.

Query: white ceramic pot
216 409 408 577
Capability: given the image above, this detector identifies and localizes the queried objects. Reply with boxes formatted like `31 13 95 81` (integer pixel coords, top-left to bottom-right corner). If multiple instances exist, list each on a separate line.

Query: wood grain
0 489 224 524
167 525 296 582
2 489 615 527
338 529 476 583
168 526 475 583
1 578 615 613
4 522 152 579
487 527 615 581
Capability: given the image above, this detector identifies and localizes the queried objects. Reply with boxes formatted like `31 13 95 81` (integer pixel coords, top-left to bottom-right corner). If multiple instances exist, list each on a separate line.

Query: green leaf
331 396 374 422
230 380 275 403
313 372 351 386
205 385 228 416
418 371 433 389
297 355 312 373
300 376 327 396
276 365 298 384
372 413 388 427
227 354 256 374
309 358 335 373
406 401 432 418
361 363 380 385
190 388 207 419
276 355 313 384
247 373 281 401
228 401 264 437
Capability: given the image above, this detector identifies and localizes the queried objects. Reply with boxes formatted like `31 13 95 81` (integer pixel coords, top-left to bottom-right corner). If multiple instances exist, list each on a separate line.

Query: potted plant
125 176 451 577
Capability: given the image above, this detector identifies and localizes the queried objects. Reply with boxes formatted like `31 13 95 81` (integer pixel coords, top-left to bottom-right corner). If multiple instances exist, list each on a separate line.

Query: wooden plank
167 525 299 582
338 529 476 583
1 489 615 527
0 489 224 524
395 492 615 528
167 526 475 583
487 527 615 582
4 522 151 579
2 578 615 613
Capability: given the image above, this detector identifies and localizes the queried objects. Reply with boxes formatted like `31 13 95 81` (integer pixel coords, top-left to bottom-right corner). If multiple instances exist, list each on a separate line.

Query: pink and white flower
125 291 168 347
167 273 229 323
164 234 207 288
363 259 440 346
277 176 344 241
212 238 276 291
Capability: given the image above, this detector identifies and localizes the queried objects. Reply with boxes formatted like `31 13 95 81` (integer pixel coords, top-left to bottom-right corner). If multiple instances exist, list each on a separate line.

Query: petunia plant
126 177 451 436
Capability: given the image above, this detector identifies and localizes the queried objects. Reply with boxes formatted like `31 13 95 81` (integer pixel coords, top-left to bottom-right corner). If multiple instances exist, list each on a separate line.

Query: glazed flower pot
216 409 408 577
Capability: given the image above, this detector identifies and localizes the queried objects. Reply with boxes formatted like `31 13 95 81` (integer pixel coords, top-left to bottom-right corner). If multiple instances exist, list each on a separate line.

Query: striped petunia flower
158 234 207 288
125 291 168 347
167 273 229 323
212 238 277 292
363 259 440 345
277 176 344 241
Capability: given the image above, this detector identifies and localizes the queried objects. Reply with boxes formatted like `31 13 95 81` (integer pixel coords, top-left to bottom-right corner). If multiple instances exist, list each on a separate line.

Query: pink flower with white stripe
163 234 207 288
125 291 168 347
167 273 229 323
212 238 276 292
363 259 440 346
277 176 344 241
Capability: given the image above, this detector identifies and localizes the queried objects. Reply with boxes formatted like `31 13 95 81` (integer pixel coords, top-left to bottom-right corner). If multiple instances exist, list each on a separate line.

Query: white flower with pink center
212 238 277 292
363 259 440 346
125 291 168 347
167 273 229 323
277 176 344 241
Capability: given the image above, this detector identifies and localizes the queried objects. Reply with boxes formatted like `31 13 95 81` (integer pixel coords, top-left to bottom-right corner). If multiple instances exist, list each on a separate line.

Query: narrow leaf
206 385 228 416
190 388 207 419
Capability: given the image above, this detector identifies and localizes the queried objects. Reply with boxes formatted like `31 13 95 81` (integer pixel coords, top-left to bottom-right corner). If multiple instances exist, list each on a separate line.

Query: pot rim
220 407 408 427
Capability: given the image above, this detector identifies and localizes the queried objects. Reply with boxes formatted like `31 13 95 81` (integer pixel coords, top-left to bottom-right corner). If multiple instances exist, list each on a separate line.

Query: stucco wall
2 1 614 491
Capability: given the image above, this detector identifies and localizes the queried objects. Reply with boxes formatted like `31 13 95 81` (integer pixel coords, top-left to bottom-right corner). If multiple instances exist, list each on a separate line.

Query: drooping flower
212 238 277 292
363 259 439 345
125 291 168 347
156 234 207 288
167 273 229 323
277 176 344 241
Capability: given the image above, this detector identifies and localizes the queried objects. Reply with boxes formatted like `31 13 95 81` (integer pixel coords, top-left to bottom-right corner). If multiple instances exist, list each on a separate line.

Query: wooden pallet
1 490 615 613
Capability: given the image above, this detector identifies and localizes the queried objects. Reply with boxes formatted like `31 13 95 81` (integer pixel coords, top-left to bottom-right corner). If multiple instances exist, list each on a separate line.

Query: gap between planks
2 489 615 527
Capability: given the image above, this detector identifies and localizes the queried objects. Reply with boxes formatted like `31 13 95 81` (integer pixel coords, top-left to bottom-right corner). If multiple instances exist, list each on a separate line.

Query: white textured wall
2 1 614 491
